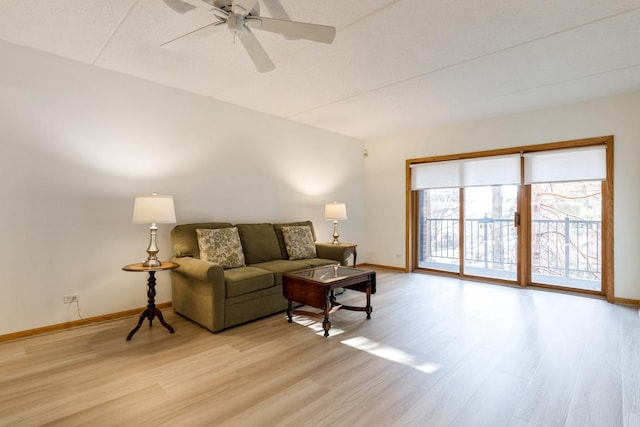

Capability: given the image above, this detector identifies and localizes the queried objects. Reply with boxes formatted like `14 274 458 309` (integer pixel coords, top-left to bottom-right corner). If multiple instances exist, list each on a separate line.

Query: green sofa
169 221 351 332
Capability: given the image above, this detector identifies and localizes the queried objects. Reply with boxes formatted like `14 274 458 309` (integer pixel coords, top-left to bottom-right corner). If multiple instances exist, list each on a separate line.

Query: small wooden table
122 262 179 341
283 265 376 337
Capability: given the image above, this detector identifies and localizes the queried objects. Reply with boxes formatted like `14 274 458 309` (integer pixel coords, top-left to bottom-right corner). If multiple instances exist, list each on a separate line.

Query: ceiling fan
161 0 336 73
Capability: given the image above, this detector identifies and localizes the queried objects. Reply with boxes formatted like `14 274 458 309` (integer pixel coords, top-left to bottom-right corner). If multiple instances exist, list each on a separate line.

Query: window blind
523 145 607 184
410 154 521 190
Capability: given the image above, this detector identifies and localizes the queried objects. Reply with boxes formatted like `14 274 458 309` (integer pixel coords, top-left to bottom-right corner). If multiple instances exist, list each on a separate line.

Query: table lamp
132 194 176 267
324 202 347 245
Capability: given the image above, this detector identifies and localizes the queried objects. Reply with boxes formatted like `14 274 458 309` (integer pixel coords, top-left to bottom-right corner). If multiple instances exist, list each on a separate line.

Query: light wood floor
1 270 639 426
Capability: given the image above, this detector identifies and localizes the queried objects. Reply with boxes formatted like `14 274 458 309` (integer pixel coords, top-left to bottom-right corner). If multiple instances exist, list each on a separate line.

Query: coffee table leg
324 290 333 337
287 299 293 323
323 314 331 337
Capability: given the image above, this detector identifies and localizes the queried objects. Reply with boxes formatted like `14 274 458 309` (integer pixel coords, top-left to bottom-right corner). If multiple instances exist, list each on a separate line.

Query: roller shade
411 154 521 190
523 145 606 184
411 159 461 189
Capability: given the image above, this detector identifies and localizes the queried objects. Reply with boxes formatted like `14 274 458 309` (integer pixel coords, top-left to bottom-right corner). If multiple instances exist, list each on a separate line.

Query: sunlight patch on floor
291 315 345 336
341 336 441 374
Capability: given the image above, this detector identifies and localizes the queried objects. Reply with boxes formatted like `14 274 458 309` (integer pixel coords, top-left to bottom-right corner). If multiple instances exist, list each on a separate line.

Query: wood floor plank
283 357 422 426
41 384 169 427
0 269 637 426
220 377 330 427
507 417 537 427
451 371 529 427
565 361 623 427
393 347 501 426
626 412 640 427
622 322 640 421
513 332 585 425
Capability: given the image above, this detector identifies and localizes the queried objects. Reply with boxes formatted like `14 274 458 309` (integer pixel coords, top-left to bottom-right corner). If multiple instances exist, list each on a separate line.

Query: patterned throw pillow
196 227 245 269
281 225 317 260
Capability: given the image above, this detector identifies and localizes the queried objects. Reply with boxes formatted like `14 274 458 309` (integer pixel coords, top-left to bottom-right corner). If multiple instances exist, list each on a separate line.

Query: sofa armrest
171 256 225 283
315 243 352 266
169 256 226 332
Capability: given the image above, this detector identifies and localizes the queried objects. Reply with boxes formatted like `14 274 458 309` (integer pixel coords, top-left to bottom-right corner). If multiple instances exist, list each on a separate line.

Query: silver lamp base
331 220 341 245
142 256 161 268
142 224 162 267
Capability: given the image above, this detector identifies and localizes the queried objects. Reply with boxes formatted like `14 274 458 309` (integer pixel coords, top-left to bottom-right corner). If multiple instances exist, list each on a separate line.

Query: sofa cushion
282 225 317 260
224 266 274 298
252 259 310 285
171 222 233 258
196 227 245 269
274 220 316 259
236 223 283 264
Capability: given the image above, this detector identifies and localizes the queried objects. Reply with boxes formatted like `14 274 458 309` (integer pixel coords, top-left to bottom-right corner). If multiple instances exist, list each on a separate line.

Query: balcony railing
419 215 601 289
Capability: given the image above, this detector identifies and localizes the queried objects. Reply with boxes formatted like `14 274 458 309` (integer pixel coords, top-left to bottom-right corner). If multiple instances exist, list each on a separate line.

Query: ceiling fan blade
160 22 221 49
262 0 295 40
162 0 196 14
238 31 275 73
212 7 229 21
263 0 290 20
245 17 336 44
232 0 259 16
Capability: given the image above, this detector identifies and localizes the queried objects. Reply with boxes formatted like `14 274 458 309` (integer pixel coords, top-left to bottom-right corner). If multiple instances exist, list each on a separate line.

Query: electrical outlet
63 294 79 304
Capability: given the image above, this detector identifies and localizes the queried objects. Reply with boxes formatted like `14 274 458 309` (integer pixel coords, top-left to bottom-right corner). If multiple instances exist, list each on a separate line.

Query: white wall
364 90 640 300
0 41 365 335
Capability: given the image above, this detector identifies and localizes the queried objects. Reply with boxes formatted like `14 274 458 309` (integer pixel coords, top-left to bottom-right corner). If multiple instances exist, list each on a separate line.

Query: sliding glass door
418 188 460 272
463 185 519 281
530 181 602 291
410 138 612 297
415 185 519 281
412 154 521 281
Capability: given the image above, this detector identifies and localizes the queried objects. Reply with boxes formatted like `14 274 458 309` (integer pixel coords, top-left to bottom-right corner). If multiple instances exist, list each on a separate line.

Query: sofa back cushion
281 225 317 260
236 223 283 264
171 222 233 258
196 227 246 269
274 220 316 259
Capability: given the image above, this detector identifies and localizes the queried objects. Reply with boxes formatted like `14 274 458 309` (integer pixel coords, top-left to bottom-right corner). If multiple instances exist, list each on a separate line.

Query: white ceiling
1 0 639 140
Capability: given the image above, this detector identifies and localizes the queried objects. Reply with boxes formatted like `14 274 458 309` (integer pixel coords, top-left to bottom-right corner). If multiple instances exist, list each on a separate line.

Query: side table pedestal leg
126 270 174 341
126 309 148 341
155 308 175 333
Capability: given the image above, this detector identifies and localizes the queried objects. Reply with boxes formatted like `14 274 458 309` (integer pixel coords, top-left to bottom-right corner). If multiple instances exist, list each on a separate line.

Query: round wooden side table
122 261 179 341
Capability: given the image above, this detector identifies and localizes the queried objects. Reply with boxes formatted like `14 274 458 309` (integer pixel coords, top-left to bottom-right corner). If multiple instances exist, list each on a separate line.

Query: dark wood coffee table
282 265 376 337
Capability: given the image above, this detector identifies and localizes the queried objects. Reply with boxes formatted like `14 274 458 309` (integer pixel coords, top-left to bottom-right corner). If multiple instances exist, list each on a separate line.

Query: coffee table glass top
288 265 370 283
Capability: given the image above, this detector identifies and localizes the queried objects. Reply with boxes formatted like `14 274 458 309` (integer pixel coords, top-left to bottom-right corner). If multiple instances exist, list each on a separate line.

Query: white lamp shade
132 194 176 224
324 202 347 220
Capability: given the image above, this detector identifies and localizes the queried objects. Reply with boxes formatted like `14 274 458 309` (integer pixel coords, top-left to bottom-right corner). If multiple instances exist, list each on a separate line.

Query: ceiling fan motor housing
227 13 249 36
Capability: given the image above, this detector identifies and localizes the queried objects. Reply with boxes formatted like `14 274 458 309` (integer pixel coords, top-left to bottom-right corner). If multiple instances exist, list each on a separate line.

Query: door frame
406 136 614 301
